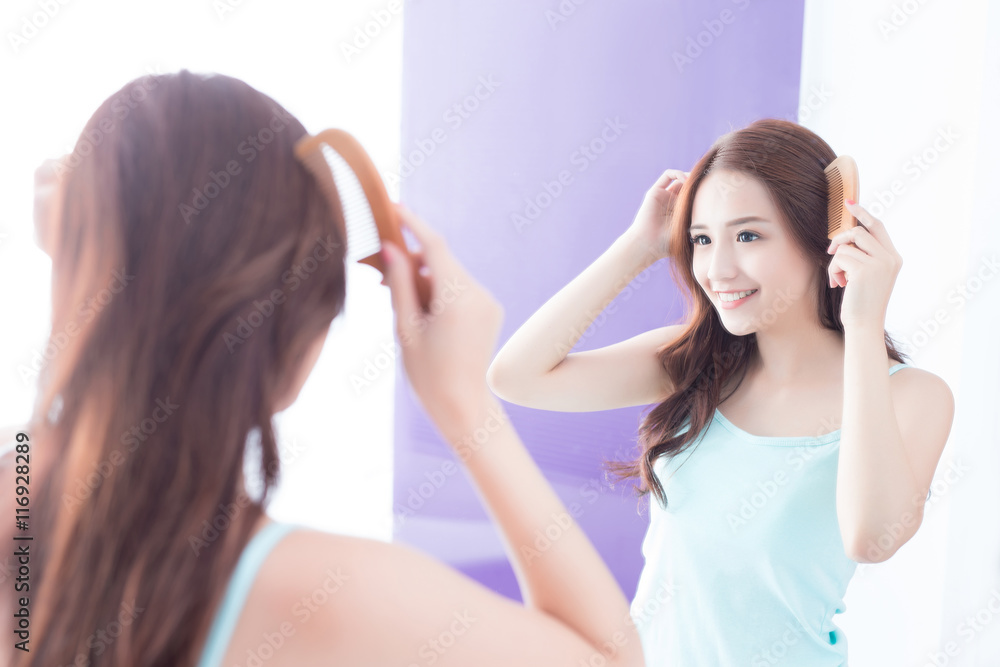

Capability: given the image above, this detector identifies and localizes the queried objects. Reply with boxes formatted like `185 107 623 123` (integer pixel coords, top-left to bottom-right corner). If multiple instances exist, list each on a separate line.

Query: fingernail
845 199 855 206
381 244 394 265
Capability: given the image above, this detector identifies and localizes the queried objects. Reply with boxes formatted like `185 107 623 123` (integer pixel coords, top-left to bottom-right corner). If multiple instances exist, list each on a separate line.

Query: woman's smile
716 288 759 309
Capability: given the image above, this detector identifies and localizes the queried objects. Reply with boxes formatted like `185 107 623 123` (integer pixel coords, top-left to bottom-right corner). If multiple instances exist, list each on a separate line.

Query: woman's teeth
719 289 757 302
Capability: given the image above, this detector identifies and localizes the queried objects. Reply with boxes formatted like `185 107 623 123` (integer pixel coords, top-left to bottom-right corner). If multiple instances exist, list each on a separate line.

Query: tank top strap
196 521 302 667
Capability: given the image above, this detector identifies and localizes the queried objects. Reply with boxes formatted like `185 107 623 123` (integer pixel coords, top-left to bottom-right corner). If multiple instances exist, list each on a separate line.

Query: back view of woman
0 70 645 667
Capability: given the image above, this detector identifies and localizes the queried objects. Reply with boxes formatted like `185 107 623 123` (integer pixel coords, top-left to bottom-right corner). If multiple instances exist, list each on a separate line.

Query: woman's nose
705 247 738 283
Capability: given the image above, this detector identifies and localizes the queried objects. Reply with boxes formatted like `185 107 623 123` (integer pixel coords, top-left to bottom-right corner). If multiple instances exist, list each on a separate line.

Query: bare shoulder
889 365 954 410
247 529 615 666
888 365 955 467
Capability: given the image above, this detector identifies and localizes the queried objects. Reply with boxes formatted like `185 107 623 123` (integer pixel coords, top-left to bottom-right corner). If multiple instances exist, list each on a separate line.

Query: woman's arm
486 233 679 411
294 392 645 667
354 205 645 666
487 170 689 412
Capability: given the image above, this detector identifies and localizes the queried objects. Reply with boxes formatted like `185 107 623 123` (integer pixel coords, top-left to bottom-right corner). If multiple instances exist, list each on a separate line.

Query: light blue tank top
630 362 911 665
196 521 301 667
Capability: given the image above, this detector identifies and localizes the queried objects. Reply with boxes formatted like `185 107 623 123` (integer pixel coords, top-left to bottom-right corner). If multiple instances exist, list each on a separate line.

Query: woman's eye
688 231 759 246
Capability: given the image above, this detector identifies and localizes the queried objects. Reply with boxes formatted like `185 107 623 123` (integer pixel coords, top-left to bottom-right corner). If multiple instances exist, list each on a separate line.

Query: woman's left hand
826 199 903 330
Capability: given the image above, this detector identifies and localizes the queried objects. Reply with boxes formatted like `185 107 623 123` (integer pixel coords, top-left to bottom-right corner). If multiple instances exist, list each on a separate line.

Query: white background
801 0 1000 664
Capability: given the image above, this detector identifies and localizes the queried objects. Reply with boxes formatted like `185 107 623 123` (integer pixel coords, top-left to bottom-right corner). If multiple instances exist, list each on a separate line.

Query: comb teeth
827 166 844 236
320 144 382 263
824 155 859 240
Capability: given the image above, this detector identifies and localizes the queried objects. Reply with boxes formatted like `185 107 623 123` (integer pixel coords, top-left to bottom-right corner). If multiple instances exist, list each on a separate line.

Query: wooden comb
294 129 432 311
824 155 860 241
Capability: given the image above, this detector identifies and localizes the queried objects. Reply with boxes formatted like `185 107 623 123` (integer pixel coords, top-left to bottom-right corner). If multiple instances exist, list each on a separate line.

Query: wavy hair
606 118 908 508
2 70 347 666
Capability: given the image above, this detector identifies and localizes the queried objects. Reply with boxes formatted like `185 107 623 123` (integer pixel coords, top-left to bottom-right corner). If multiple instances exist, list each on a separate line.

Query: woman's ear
33 157 66 257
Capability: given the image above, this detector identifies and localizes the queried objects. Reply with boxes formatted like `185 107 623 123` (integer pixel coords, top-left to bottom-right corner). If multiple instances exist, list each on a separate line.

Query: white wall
800 0 1000 664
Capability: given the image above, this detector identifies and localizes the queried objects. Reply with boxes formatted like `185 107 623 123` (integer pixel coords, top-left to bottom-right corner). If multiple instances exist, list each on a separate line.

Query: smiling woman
487 117 955 665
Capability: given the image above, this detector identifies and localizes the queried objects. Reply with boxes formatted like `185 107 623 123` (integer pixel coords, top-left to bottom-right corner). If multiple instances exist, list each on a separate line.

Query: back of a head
7 70 347 666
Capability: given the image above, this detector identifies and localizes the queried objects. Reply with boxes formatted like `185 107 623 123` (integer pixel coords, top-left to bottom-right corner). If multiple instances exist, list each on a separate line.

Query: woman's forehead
691 171 777 229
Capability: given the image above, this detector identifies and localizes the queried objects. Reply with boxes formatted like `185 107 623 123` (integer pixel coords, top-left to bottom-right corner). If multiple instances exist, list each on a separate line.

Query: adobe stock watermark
61 396 180 510
512 116 627 233
920 588 1000 667
189 494 259 557
863 126 959 220
7 0 74 54
340 0 409 63
577 619 640 667
630 578 680 632
179 104 296 225
393 402 507 532
520 478 614 565
858 457 970 564
190 436 308 555
408 610 477 667
750 616 810 666
851 456 965 583
878 0 931 40
683 286 799 398
42 598 145 663
555 247 665 358
726 435 837 533
223 235 341 353
235 566 351 667
213 0 251 21
793 83 834 125
51 68 162 176
350 275 470 395
385 75 501 193
18 266 135 387
544 0 591 31
897 253 998 357
672 0 752 74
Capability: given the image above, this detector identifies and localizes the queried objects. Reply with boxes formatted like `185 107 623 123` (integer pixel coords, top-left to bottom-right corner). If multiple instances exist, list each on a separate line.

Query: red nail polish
845 199 855 206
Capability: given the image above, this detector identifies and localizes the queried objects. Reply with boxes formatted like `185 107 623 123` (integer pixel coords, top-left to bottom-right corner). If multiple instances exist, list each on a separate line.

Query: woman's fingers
382 241 421 339
652 168 689 191
393 203 452 274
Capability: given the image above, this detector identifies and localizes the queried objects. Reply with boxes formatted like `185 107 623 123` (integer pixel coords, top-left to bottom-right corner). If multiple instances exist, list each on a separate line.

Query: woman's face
688 169 818 336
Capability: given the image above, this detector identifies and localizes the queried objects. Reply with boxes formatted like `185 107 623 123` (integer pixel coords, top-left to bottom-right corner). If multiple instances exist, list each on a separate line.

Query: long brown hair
606 118 908 508
3 70 346 666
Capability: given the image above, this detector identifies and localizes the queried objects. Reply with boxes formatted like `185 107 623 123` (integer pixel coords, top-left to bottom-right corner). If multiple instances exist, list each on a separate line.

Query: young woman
487 119 955 665
0 70 646 667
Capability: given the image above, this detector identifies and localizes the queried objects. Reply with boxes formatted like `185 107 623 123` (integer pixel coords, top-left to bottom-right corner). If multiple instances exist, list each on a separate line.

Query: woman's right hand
381 203 504 433
623 168 689 260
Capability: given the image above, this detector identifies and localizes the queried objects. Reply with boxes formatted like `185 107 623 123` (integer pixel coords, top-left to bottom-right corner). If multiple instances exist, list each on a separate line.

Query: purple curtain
394 0 806 601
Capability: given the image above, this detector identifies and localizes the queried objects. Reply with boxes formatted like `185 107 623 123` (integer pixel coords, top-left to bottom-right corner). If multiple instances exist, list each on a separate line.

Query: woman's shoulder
238 521 554 665
233 524 439 662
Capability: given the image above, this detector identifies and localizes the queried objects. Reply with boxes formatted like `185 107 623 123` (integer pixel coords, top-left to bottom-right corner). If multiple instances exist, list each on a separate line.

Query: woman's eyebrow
689 216 770 231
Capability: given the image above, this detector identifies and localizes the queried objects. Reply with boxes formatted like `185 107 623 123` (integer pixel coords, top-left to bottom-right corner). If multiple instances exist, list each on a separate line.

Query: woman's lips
717 289 758 309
